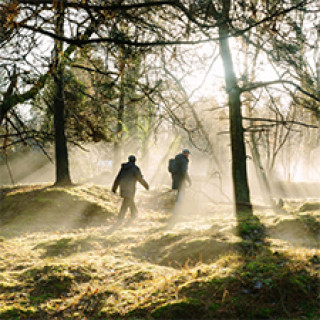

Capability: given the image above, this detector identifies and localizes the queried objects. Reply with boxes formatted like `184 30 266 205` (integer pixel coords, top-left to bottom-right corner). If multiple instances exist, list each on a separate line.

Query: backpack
168 158 178 174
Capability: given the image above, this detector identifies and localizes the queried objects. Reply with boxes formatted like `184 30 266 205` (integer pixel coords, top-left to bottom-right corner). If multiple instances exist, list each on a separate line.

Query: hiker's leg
171 174 175 190
129 198 138 218
174 181 186 213
176 183 185 202
180 179 187 198
118 198 129 219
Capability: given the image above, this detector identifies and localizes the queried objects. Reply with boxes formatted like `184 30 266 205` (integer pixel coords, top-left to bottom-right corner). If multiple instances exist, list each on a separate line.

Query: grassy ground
0 184 319 319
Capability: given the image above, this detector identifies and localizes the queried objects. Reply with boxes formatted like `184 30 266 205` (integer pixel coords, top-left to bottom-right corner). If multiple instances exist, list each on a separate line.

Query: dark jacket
172 153 190 190
112 162 149 199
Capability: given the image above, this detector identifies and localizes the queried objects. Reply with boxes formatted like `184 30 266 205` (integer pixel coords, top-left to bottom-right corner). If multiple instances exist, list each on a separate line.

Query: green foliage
32 66 114 143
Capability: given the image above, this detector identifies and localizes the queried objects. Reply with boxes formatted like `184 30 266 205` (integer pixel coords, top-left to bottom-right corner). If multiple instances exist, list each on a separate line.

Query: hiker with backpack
112 155 149 220
168 149 191 200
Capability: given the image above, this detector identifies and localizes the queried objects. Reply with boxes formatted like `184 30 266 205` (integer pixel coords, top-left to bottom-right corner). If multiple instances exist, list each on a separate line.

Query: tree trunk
113 74 125 173
218 25 252 214
53 3 71 186
0 103 7 125
250 130 274 206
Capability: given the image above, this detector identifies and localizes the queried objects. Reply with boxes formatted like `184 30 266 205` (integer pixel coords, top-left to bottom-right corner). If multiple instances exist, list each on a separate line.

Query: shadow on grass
34 235 116 258
160 253 317 319
122 250 320 320
126 212 319 319
0 264 98 319
132 209 267 269
132 232 237 268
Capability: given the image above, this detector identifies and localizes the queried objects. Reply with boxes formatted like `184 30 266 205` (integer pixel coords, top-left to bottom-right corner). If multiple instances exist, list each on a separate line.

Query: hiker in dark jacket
172 149 191 198
112 155 149 220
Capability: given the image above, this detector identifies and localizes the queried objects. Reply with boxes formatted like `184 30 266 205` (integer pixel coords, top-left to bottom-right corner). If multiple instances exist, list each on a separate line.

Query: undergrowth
0 184 319 319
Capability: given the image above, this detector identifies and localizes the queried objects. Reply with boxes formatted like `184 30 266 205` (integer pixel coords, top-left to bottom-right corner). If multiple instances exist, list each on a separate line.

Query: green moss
35 236 111 258
0 306 37 319
208 302 220 312
152 298 205 319
238 214 265 239
35 238 78 257
299 202 320 212
0 282 19 292
31 274 73 299
246 258 278 274
126 305 150 318
21 264 93 286
299 214 320 235
129 270 153 282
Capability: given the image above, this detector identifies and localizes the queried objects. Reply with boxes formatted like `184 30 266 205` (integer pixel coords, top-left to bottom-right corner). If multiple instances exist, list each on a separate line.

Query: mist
3 127 320 216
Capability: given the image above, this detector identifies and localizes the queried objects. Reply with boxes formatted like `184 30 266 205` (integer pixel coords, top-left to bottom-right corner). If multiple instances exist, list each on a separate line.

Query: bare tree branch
242 116 318 129
241 79 320 102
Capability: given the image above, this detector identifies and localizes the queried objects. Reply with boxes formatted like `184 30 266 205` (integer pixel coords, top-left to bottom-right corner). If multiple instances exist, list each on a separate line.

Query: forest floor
0 184 319 320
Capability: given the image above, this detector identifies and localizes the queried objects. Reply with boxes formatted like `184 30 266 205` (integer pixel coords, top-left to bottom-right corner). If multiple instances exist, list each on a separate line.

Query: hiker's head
182 149 190 158
128 155 136 163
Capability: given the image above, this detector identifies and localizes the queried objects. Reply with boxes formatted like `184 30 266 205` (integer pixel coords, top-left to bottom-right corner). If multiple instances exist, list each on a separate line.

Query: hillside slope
0 184 319 319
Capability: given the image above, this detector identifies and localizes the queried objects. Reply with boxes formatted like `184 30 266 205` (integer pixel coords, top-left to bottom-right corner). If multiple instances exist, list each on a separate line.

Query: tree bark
218 25 252 214
113 69 125 173
53 3 71 186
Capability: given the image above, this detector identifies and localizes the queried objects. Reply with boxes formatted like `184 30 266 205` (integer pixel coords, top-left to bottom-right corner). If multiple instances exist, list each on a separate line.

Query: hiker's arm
136 169 149 190
140 178 149 190
112 170 121 193
186 172 192 186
